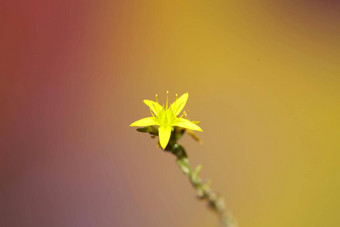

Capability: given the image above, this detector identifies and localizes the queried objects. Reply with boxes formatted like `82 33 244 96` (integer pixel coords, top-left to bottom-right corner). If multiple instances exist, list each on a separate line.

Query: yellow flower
130 91 203 149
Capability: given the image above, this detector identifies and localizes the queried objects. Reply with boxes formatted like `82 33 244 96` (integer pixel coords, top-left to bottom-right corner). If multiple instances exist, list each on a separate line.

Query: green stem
140 127 237 226
170 143 237 227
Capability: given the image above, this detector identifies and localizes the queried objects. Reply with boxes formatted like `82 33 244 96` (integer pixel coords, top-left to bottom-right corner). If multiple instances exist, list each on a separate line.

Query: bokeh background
1 1 339 226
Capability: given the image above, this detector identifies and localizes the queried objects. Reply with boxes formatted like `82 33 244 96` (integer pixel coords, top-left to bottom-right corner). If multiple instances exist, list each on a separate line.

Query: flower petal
130 117 159 127
144 100 163 115
170 93 188 116
173 118 203 132
158 126 172 149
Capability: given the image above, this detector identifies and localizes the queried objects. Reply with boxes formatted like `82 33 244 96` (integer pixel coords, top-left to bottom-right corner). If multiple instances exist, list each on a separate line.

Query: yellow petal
144 100 163 115
158 126 172 149
170 93 188 116
130 117 159 127
173 118 203 132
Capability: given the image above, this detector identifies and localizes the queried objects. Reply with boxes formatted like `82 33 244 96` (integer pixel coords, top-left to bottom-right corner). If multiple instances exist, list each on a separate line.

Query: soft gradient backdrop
1 1 339 227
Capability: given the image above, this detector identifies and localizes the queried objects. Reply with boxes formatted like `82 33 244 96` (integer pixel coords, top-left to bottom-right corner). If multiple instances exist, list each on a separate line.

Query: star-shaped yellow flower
130 91 203 149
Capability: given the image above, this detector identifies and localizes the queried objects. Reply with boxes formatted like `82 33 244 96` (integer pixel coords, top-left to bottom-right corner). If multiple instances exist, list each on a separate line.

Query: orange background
1 1 339 226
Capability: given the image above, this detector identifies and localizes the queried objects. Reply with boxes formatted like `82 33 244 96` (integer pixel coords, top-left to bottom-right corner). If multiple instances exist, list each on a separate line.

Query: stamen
150 108 155 117
169 93 178 111
180 110 187 118
155 94 159 104
166 90 169 110
152 102 158 115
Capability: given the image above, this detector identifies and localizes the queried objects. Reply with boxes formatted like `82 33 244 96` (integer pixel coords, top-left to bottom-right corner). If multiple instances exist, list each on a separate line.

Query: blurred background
1 1 339 226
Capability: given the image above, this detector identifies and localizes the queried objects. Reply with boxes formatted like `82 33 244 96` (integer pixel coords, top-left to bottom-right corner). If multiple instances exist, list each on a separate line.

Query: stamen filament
150 109 155 117
152 103 159 115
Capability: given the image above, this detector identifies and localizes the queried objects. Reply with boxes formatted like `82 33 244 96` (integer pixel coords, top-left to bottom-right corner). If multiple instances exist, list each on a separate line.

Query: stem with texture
138 126 237 227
